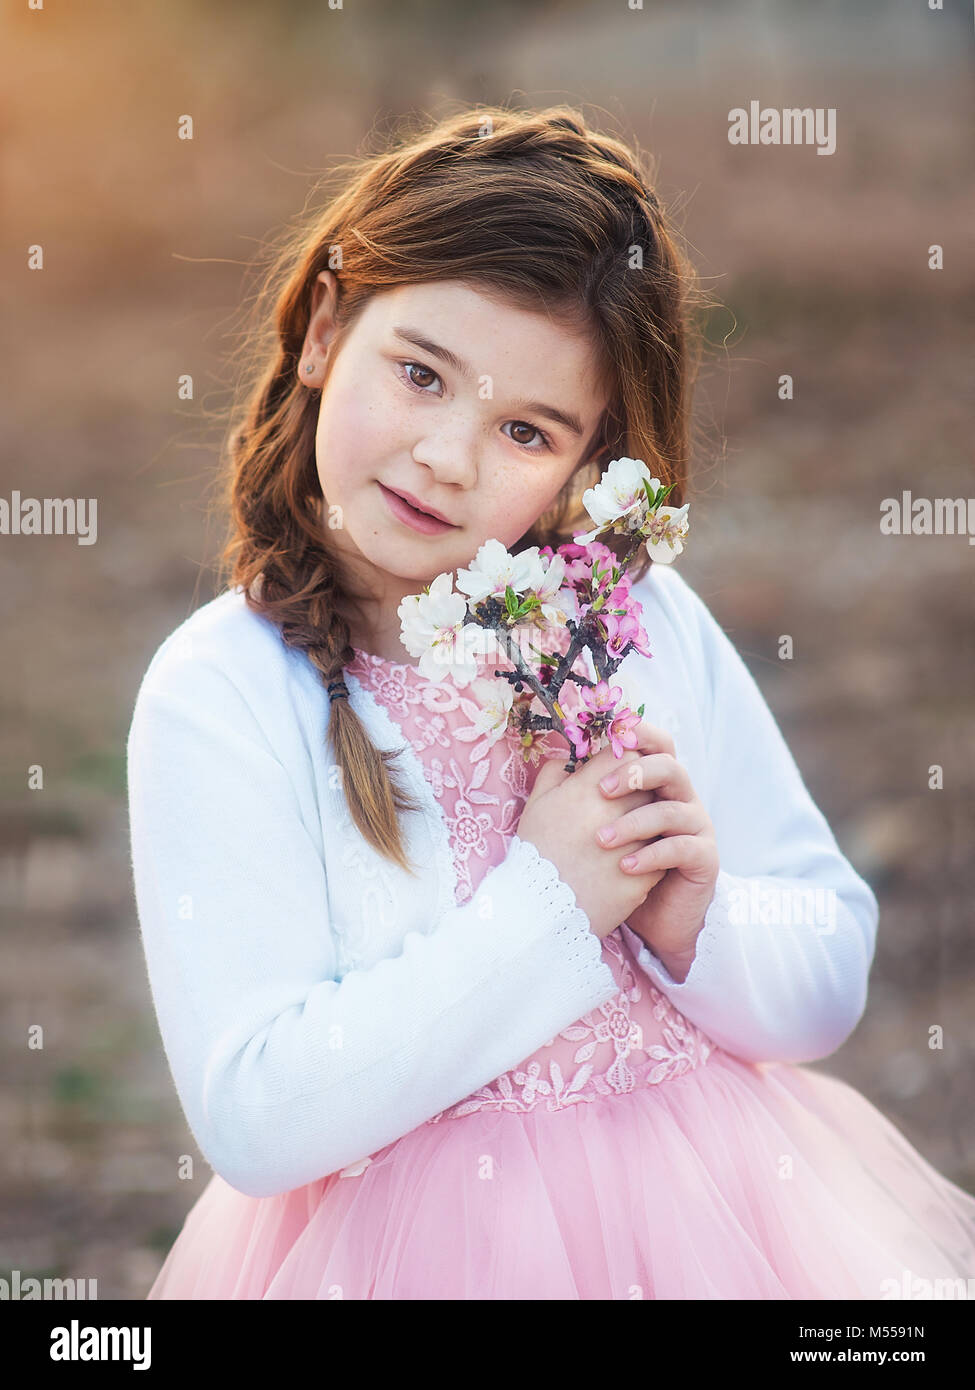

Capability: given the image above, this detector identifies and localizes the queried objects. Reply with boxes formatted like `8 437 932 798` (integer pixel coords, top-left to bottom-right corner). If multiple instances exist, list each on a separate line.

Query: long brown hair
215 103 711 875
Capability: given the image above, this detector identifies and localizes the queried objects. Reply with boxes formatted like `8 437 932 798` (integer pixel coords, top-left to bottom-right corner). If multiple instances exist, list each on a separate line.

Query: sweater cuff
618 869 729 995
499 834 620 1009
618 867 867 1065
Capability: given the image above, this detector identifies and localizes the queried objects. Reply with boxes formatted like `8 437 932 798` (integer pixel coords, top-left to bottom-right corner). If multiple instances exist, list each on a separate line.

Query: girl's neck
329 552 433 664
335 595 410 663
349 631 413 663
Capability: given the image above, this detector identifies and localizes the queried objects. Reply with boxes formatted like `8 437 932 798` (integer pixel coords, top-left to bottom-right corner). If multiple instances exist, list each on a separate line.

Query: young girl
128 105 975 1299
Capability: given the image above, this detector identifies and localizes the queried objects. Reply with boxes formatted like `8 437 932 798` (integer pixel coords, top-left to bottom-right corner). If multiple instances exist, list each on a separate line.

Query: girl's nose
412 432 479 488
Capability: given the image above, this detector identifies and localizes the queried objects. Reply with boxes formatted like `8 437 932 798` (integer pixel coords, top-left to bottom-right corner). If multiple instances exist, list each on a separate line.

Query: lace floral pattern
347 647 554 903
345 643 715 1117
426 931 714 1122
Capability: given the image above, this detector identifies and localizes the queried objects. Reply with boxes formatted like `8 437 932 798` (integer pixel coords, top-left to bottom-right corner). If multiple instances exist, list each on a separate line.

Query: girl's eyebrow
391 325 586 438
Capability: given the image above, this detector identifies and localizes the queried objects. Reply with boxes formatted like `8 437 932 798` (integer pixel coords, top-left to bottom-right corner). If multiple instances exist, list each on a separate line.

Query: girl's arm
617 565 879 1065
127 653 618 1199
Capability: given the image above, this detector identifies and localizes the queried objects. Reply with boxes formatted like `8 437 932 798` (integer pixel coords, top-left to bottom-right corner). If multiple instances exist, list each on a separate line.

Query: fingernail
597 825 617 845
599 774 619 792
621 855 638 869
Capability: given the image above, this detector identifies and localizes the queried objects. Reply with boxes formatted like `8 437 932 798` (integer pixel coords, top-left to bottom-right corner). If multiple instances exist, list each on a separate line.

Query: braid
256 554 426 877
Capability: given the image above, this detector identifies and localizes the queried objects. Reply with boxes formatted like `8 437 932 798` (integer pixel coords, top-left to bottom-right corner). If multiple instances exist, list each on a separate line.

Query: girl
128 105 975 1299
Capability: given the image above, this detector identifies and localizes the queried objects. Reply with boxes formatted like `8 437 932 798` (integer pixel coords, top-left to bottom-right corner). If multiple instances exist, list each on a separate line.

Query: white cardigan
126 563 878 1198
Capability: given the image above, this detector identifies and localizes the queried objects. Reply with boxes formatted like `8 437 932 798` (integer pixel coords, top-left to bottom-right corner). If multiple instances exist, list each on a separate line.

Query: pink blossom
556 541 594 563
562 555 598 590
602 576 632 604
608 705 642 758
629 619 653 658
563 713 593 758
580 680 622 715
556 540 627 598
600 611 653 660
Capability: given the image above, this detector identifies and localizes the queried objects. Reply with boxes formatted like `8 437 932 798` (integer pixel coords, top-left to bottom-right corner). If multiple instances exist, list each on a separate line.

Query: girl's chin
343 531 460 584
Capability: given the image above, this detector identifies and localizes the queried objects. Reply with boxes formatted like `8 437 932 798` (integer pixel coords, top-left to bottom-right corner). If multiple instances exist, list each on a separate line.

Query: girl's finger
618 834 718 877
533 754 573 793
576 723 673 789
629 720 676 758
583 723 675 774
596 798 708 849
600 752 693 802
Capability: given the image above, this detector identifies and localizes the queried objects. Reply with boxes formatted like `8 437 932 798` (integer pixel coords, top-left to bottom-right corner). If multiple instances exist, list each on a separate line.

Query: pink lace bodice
345 642 714 1120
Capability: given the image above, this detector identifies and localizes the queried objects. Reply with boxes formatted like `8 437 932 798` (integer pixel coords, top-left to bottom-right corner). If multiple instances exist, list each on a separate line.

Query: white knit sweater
126 563 878 1198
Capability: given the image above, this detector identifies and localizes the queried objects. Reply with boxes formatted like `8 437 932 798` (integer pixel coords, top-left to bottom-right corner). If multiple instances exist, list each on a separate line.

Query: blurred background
1 0 973 1298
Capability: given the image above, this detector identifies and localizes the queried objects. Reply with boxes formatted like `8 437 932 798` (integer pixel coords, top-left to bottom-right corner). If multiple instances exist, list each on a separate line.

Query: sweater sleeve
126 656 619 1199
618 568 879 1065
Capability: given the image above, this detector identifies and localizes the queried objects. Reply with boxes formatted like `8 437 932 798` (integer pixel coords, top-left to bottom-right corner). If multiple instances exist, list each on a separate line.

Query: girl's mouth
378 483 458 535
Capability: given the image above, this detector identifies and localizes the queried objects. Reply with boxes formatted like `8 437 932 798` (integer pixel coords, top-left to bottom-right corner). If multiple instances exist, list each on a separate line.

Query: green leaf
637 703 645 716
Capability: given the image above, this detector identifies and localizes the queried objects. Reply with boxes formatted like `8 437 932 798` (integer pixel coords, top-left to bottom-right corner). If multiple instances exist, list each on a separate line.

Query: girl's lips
378 483 457 534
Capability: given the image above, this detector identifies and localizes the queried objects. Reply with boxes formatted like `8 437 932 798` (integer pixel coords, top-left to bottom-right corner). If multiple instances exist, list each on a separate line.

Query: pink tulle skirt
147 1048 975 1299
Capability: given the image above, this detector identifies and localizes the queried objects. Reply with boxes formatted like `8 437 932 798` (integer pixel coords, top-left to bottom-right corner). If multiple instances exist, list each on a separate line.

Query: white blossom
532 551 574 625
397 572 484 687
574 456 662 545
467 677 515 746
456 539 545 603
643 503 690 564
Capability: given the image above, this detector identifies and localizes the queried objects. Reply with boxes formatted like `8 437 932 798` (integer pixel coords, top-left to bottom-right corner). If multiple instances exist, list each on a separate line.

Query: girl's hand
517 734 675 942
595 722 719 982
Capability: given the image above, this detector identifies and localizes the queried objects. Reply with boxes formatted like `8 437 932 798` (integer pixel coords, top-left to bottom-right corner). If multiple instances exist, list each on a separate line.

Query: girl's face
301 273 610 639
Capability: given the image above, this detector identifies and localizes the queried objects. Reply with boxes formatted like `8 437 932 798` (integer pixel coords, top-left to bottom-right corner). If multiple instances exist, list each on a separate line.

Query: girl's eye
395 360 554 453
503 421 552 452
400 360 440 392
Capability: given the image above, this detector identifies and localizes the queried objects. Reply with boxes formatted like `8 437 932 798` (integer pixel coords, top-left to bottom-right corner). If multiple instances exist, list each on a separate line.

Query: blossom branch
397 457 690 769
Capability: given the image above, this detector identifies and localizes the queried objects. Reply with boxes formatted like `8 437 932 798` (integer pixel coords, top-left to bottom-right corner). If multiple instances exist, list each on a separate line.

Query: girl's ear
303 271 341 365
313 269 339 308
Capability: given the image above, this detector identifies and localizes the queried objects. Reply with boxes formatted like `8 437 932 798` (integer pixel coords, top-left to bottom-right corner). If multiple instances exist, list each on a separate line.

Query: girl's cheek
357 379 413 451
509 480 565 535
318 387 385 473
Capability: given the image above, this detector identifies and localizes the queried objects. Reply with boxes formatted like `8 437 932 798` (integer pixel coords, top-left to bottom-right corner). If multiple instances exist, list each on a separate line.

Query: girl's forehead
365 278 582 330
361 281 600 370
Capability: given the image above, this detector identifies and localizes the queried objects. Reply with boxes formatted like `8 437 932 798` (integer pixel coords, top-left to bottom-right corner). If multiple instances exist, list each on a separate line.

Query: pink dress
148 646 975 1299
